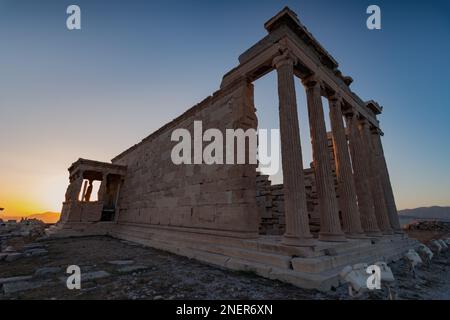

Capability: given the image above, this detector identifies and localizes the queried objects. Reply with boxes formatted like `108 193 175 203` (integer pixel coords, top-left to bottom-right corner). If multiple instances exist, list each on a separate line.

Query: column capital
328 91 343 104
358 115 369 125
343 107 358 119
301 74 322 89
370 126 383 136
272 49 297 69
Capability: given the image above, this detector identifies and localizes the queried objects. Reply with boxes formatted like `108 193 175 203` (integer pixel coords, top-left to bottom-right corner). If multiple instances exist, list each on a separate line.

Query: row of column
273 50 402 245
65 173 114 203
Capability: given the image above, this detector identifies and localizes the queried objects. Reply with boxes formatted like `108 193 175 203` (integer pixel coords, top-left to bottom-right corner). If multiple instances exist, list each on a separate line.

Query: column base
318 232 347 242
345 232 369 239
393 231 408 240
364 230 383 237
282 234 315 247
382 229 394 235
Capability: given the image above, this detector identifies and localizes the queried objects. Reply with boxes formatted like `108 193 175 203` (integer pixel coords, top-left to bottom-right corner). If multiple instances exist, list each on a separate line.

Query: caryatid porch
59 158 126 224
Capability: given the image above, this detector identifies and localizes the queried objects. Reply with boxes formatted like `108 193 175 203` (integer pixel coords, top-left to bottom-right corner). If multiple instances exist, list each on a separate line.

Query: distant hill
0 212 60 224
398 206 450 226
2 207 448 226
27 212 61 223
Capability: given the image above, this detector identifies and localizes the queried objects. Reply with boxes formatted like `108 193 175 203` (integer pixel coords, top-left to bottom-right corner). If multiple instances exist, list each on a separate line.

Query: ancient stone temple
49 7 416 290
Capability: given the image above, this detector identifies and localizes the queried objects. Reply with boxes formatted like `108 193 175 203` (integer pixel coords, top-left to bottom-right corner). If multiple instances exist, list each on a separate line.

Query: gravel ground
0 235 448 300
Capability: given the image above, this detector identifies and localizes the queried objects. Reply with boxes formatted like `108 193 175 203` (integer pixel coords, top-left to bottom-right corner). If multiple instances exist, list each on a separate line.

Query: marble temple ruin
48 7 417 290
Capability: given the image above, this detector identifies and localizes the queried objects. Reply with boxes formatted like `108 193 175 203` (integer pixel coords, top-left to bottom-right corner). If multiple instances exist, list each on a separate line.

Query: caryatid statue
65 174 83 202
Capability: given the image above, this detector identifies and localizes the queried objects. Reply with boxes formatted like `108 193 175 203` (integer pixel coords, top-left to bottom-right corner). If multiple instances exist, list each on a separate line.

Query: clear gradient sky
0 0 449 217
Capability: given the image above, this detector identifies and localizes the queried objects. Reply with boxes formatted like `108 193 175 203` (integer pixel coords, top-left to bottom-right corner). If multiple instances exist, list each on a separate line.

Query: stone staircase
107 222 417 291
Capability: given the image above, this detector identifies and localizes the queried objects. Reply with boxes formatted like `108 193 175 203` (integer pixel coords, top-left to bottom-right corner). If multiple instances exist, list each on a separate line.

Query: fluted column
273 50 312 245
302 75 346 242
359 119 393 234
371 128 402 233
328 94 364 237
345 111 382 236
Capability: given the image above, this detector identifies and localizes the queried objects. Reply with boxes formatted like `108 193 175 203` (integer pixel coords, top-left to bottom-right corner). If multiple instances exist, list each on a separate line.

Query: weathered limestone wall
256 173 284 235
257 135 337 236
61 202 103 223
111 81 260 238
256 171 319 236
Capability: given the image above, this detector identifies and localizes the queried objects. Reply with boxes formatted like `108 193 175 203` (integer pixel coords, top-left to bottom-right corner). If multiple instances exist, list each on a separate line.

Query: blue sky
0 0 449 215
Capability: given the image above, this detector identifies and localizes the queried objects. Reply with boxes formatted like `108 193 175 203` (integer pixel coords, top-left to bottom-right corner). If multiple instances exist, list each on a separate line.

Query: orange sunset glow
0 171 67 219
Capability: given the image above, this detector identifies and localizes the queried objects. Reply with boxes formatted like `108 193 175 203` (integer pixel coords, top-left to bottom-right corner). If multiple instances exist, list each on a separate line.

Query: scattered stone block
404 249 422 269
417 244 433 262
3 246 15 253
117 265 149 273
375 261 395 283
5 252 24 262
430 240 443 254
25 248 48 257
438 239 448 250
82 270 111 281
339 263 369 293
23 243 46 250
0 275 33 285
35 267 62 277
108 260 134 265
3 281 43 295
58 270 110 284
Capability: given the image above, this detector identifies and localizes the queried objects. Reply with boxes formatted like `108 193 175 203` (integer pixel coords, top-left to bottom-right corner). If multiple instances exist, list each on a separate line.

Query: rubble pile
404 220 450 232
0 241 49 264
0 219 47 263
0 219 46 240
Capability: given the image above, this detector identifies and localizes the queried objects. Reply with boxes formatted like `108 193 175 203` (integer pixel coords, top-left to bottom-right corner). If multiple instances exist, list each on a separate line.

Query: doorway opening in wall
100 174 121 221
252 71 316 236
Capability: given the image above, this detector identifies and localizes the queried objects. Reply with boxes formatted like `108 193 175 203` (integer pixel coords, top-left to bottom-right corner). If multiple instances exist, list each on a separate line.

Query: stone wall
256 171 320 236
257 135 338 236
256 173 284 235
111 80 260 238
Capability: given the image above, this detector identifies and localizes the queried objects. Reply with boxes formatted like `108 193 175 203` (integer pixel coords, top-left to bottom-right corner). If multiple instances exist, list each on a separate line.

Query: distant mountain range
1 206 449 226
398 206 450 226
0 212 60 224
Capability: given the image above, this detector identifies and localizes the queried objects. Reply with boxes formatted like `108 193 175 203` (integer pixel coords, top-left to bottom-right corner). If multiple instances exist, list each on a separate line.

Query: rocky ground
0 232 449 300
